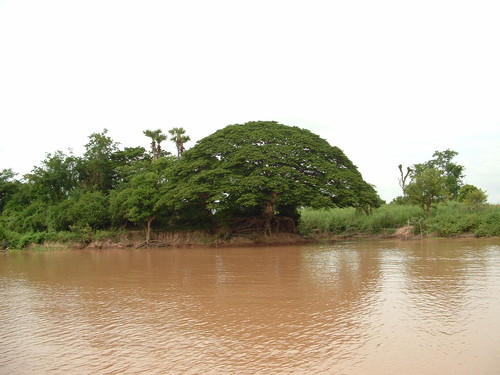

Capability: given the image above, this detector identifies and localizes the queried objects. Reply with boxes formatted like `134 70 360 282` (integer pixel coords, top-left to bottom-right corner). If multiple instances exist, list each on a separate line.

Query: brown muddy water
1 238 500 375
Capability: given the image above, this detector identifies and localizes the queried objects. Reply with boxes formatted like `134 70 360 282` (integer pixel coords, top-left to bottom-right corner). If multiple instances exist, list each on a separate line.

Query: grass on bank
1 228 122 250
3 202 500 250
298 202 500 238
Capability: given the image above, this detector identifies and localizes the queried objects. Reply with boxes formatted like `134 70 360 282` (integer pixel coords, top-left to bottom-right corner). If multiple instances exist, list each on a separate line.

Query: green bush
0 227 122 250
47 191 111 231
474 209 500 237
4 231 47 250
4 201 50 232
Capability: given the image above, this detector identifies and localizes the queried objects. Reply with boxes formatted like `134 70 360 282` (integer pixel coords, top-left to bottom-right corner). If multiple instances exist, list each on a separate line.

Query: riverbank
5 201 499 250
23 230 311 250
20 225 484 251
299 202 500 238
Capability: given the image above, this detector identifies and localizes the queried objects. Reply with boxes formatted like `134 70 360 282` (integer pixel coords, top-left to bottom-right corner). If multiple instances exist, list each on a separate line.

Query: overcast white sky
1 0 499 203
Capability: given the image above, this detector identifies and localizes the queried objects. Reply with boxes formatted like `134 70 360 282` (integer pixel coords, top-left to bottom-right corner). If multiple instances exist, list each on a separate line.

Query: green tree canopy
110 159 173 243
24 151 79 202
0 169 21 213
165 121 381 234
414 149 464 199
48 191 111 231
113 146 151 183
458 184 488 207
78 129 120 192
406 167 449 216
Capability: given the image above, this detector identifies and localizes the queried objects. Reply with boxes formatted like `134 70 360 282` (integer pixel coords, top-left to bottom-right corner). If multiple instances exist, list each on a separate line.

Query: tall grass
426 202 500 237
299 202 500 237
298 204 423 236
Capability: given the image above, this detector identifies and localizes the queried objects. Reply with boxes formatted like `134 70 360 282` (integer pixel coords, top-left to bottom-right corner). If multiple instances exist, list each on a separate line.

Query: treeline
300 149 499 238
0 127 192 249
2 122 495 250
1 121 383 249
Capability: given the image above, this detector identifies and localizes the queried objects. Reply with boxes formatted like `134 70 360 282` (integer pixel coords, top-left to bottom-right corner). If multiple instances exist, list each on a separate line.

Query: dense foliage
163 121 382 235
2 124 495 250
1 122 381 248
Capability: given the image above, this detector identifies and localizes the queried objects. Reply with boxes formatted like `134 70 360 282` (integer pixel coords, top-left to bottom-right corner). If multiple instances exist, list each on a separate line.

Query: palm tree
155 132 167 157
168 127 190 158
143 129 167 160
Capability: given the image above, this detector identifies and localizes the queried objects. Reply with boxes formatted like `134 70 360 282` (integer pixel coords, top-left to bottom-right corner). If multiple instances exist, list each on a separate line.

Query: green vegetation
426 202 500 237
164 121 382 236
299 204 423 236
300 148 497 238
1 123 497 250
299 202 500 238
168 127 190 158
405 167 449 216
1 121 381 249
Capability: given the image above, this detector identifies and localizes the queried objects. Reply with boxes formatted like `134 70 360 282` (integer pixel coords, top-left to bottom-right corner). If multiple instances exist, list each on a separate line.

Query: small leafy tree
431 150 464 198
47 191 110 231
4 200 50 232
79 129 120 192
110 169 168 244
414 149 464 199
406 167 449 216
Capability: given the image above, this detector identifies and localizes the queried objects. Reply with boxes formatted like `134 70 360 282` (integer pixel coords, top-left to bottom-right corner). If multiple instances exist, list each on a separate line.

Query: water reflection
1 239 500 374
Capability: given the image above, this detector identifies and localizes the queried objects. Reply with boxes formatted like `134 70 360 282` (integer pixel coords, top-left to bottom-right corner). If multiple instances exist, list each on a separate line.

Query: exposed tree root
228 216 296 236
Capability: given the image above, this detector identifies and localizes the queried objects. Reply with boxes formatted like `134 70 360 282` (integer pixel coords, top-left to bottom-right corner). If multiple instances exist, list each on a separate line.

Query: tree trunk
145 217 155 244
424 201 431 217
263 192 279 236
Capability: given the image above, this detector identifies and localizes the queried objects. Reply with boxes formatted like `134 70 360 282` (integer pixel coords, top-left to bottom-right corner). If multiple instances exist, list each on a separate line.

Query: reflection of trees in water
3 240 500 373
1 246 385 373
154 245 385 371
298 243 384 364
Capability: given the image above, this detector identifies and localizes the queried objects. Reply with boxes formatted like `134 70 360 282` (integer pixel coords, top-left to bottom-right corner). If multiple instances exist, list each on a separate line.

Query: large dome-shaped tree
165 121 381 234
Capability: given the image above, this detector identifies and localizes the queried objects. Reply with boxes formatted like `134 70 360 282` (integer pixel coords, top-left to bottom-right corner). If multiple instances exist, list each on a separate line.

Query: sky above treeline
1 0 499 203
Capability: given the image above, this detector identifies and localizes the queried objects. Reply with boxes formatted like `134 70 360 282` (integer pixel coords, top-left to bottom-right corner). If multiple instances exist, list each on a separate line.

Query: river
1 238 500 374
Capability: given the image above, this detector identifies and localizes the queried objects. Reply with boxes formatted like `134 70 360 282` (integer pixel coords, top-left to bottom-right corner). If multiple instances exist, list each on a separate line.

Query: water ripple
1 240 500 374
